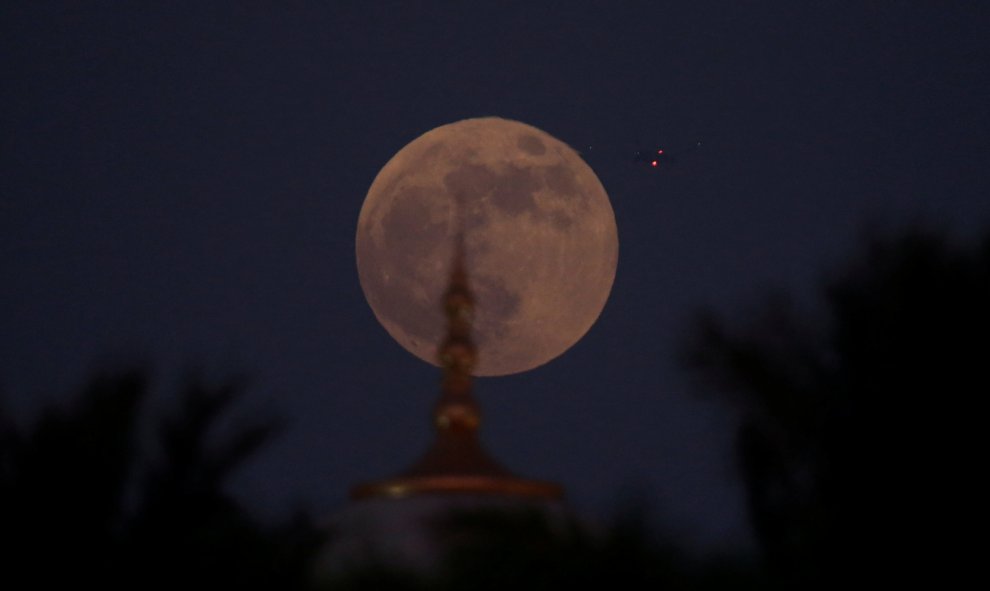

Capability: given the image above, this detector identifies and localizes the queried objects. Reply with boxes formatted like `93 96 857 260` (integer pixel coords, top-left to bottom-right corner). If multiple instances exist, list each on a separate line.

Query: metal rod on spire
434 228 480 431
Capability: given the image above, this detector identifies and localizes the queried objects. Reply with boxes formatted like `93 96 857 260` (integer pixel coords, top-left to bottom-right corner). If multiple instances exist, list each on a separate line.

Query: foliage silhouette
431 504 763 590
17 226 981 590
683 228 990 586
320 503 763 591
1 370 765 591
1 371 145 584
0 369 324 590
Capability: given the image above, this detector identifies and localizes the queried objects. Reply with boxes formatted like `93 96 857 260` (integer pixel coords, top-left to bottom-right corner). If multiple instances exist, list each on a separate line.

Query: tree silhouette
0 369 323 590
683 228 990 587
1 371 146 584
428 503 762 590
318 500 764 590
436 506 686 589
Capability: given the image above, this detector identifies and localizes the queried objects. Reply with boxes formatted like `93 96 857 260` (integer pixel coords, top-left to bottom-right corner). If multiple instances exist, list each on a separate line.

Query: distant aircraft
634 147 668 169
577 138 702 174
633 141 702 170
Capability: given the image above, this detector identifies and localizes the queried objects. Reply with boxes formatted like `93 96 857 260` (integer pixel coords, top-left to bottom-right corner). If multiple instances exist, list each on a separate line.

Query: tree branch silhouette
683 227 990 587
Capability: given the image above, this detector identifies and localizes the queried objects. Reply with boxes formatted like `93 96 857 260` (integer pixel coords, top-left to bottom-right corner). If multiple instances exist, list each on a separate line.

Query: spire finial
435 218 480 431
349 198 562 500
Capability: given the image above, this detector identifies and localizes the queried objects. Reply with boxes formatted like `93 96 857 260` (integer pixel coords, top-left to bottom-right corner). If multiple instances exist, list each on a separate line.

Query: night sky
3 2 989 554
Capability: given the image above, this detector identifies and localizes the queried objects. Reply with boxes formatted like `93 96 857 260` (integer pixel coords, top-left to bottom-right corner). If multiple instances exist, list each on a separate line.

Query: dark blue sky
2 2 988 553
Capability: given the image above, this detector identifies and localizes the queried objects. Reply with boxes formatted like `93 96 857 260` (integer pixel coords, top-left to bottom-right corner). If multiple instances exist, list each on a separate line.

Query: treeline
2 226 984 589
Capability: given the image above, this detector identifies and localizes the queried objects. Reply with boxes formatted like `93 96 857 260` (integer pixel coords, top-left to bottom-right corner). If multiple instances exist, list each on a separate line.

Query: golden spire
433 232 481 433
351 232 562 500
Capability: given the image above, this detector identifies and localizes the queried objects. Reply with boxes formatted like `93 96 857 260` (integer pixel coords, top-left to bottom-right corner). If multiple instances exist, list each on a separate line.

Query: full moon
356 117 618 376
